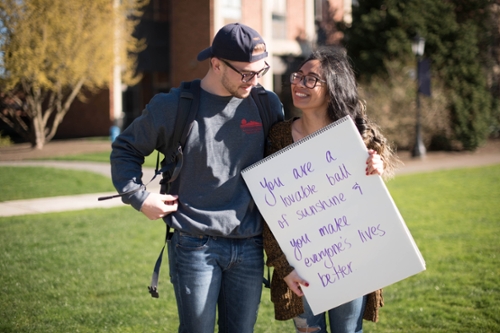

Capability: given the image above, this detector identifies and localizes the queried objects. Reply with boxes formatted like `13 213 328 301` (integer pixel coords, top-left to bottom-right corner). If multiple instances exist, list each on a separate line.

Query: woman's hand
284 270 309 297
366 149 384 176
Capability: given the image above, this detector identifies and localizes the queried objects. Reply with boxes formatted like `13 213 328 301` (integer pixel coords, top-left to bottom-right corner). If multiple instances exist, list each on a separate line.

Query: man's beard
221 73 251 99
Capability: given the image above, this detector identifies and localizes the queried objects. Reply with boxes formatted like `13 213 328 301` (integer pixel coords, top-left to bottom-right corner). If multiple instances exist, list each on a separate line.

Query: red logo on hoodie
240 119 263 134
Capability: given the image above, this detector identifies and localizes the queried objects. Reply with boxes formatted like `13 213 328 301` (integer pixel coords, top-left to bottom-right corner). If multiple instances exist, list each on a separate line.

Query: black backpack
148 79 283 298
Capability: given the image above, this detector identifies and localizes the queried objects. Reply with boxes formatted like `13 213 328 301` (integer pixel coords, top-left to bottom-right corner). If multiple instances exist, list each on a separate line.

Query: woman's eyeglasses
290 72 326 89
220 59 270 83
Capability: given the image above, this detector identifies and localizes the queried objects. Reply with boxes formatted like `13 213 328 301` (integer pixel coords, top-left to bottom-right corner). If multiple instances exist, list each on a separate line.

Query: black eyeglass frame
219 58 270 83
290 72 326 89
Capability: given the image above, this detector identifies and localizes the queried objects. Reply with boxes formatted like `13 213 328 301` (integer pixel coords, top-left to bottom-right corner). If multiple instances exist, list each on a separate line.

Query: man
110 23 283 333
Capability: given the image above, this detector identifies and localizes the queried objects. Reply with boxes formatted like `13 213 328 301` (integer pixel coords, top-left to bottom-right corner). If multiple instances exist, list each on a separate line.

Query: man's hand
284 270 309 297
140 193 179 220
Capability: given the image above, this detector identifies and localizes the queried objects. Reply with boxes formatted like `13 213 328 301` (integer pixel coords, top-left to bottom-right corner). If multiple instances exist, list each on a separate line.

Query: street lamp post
411 34 426 158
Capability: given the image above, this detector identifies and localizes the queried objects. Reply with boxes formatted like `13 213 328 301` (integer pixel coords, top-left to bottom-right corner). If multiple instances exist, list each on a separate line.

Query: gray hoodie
111 84 283 238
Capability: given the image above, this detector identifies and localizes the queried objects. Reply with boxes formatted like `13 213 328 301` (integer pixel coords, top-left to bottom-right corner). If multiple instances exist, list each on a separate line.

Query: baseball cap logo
197 23 268 63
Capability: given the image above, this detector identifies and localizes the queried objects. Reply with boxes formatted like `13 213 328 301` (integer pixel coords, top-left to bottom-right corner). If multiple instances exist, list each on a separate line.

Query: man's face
219 58 269 98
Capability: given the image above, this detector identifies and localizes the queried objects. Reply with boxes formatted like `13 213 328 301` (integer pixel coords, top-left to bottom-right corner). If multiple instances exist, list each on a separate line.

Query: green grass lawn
0 165 499 332
0 167 115 201
1 150 162 201
46 151 162 168
46 151 112 163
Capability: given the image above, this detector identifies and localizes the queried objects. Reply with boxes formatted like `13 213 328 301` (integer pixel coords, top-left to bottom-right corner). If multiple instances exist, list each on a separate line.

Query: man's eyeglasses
220 59 270 83
290 72 326 89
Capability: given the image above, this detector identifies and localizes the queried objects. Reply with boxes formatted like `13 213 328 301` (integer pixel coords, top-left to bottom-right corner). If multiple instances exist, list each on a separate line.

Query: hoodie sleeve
110 91 179 211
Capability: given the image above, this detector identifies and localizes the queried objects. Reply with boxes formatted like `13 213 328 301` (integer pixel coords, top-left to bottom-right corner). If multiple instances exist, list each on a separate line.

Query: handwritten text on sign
242 117 425 315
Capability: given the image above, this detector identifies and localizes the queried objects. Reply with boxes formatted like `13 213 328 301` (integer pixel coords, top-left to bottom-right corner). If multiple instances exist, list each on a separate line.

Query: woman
263 47 399 333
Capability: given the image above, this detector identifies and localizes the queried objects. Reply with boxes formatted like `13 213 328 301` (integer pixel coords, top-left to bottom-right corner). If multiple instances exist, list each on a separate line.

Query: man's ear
211 57 221 71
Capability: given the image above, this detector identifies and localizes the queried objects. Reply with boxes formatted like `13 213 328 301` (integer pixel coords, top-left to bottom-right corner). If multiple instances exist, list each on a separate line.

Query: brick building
55 0 352 138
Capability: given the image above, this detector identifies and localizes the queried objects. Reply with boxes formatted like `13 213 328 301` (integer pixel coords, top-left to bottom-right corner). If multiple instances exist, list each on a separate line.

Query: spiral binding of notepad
242 116 350 173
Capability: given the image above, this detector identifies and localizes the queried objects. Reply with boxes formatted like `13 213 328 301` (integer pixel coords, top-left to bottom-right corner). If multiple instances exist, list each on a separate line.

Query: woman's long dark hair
302 47 399 177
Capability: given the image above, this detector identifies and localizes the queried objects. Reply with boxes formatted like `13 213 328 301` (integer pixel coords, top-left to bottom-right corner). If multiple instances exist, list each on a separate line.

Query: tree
0 0 147 149
343 0 496 150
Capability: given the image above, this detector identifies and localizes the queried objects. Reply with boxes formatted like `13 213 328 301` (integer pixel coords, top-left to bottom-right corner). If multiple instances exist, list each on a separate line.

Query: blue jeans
293 295 367 333
168 231 264 333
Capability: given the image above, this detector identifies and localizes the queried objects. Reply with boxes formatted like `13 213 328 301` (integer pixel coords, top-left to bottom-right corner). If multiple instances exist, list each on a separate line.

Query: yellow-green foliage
0 0 148 148
0 131 12 147
0 0 147 91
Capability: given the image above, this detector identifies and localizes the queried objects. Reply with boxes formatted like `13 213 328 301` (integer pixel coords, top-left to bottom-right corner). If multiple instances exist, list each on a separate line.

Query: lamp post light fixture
412 34 425 58
411 34 426 158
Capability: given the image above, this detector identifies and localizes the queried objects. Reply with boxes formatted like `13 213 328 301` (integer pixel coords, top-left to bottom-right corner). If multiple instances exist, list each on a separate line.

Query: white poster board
242 116 425 315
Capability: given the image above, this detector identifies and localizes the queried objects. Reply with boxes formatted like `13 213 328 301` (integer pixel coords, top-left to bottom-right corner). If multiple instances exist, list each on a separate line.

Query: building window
221 0 241 25
272 0 287 39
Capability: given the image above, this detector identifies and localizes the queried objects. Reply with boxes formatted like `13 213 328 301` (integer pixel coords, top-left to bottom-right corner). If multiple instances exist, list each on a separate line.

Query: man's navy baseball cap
197 23 268 63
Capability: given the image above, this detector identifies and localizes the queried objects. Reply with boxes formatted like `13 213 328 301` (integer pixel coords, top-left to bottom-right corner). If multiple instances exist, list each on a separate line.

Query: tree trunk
25 78 85 149
45 78 86 143
27 88 47 149
31 109 46 149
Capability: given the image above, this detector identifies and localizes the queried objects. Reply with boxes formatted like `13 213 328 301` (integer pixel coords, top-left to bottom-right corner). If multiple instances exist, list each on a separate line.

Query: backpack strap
251 84 271 138
158 79 201 191
148 79 201 298
251 84 284 138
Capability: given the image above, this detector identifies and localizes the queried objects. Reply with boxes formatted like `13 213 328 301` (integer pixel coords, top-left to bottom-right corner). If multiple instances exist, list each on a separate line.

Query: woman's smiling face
291 59 329 112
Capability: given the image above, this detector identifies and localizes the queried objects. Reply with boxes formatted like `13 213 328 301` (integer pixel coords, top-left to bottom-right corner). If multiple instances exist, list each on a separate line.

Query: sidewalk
1 138 499 217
